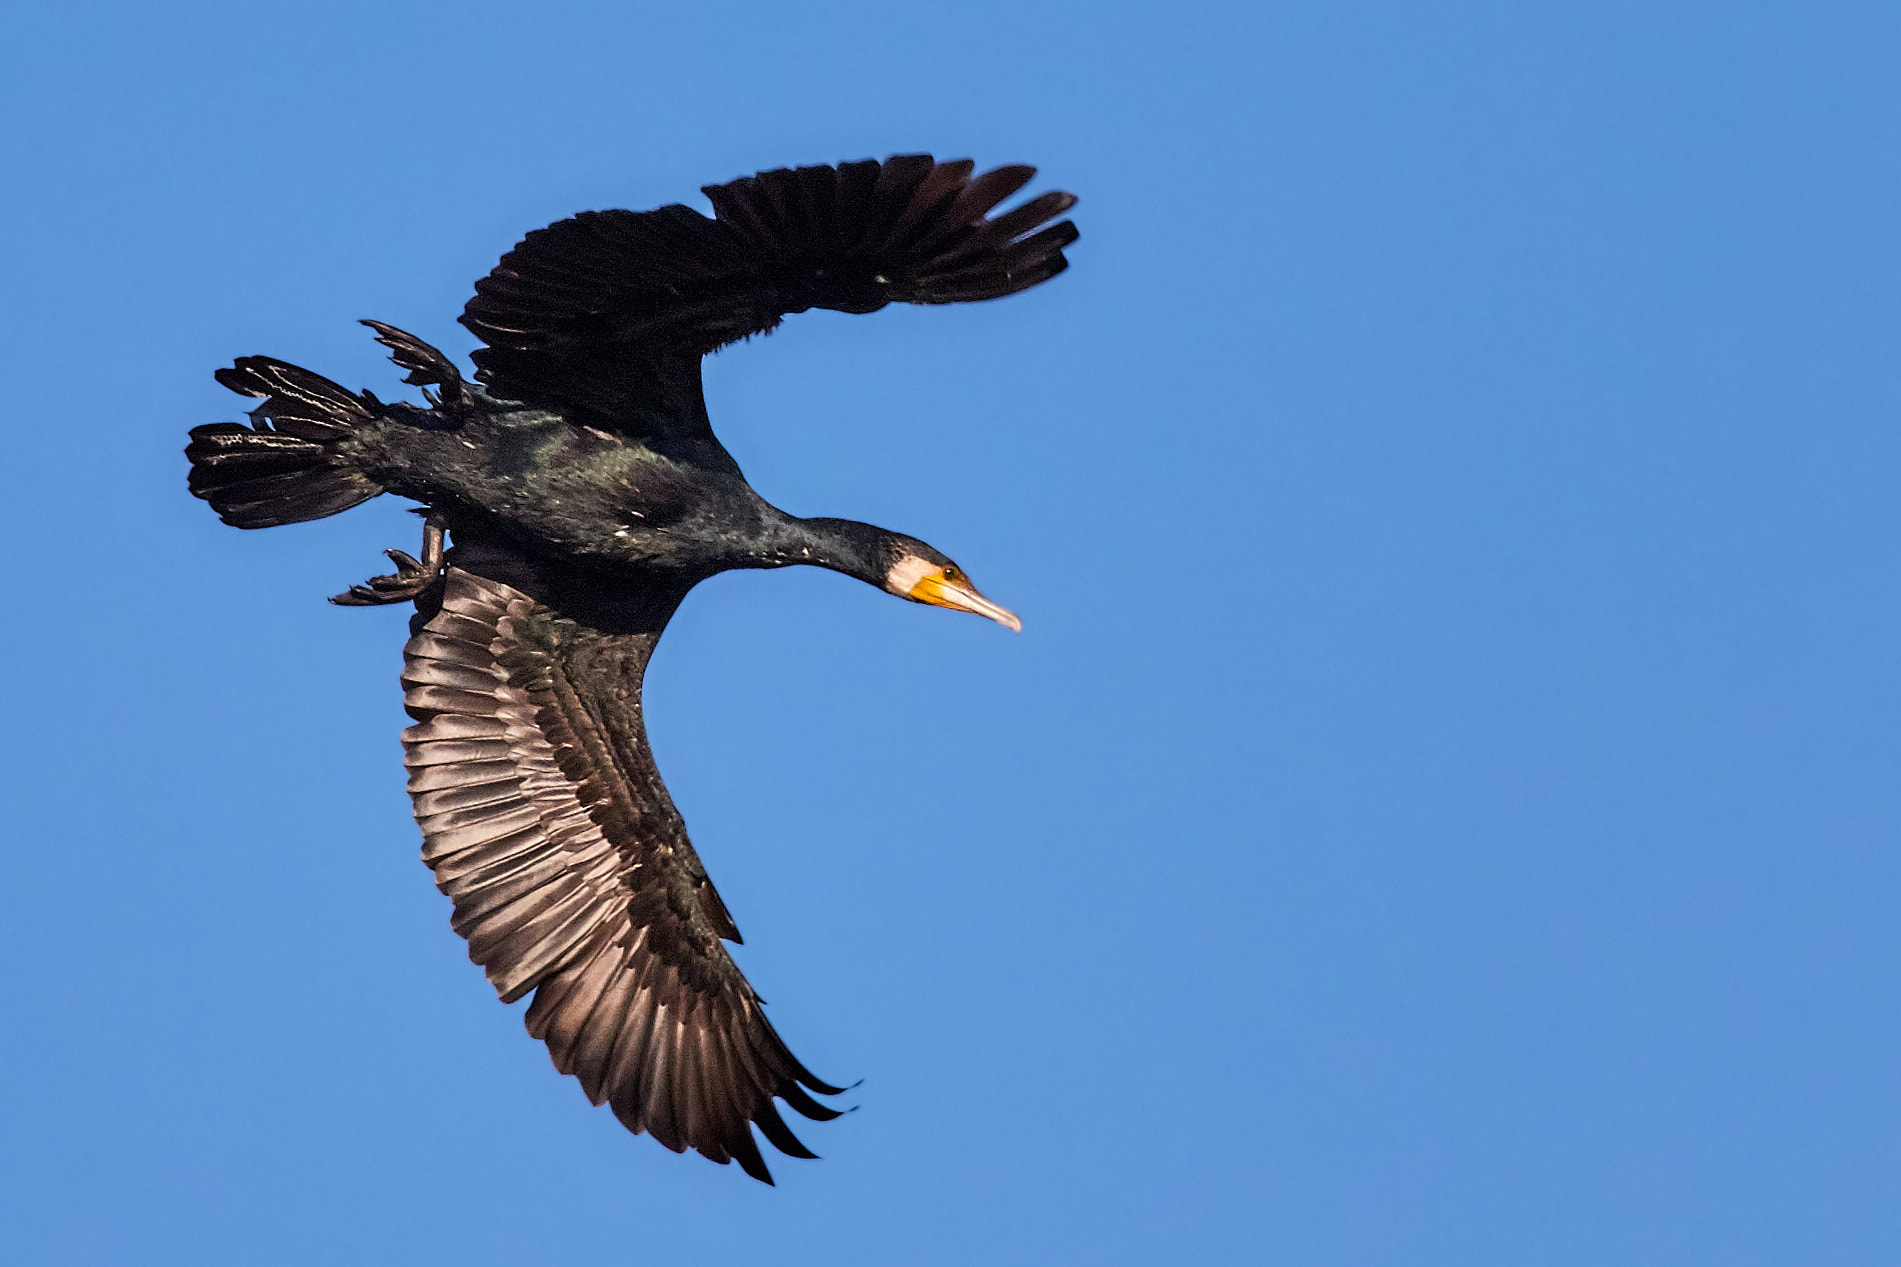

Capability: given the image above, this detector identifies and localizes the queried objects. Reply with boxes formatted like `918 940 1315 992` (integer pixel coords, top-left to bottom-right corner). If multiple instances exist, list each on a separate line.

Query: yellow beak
907 573 1023 632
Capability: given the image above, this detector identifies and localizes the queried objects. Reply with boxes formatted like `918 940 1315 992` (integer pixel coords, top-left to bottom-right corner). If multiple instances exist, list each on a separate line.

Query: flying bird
184 155 1078 1183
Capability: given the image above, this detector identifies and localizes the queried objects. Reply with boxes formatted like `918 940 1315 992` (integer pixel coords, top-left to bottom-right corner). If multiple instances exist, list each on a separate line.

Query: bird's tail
186 357 386 528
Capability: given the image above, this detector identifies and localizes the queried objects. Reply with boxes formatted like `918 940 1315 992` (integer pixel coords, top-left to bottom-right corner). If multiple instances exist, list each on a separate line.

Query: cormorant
185 155 1078 1183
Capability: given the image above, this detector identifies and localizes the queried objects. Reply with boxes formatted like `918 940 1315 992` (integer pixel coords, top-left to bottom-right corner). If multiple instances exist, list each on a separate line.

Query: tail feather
188 357 384 528
361 320 466 404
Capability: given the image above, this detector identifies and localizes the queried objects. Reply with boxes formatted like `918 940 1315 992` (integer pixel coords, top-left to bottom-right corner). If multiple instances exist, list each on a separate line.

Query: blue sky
5 0 1901 1262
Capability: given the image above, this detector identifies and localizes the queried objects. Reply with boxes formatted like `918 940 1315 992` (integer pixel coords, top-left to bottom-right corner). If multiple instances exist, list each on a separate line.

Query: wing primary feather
604 982 664 1128
696 1020 740 1150
947 163 1038 223
730 1126 775 1185
709 1020 756 1162
962 188 1078 248
779 1081 847 1123
863 154 939 249
875 159 976 257
753 1099 820 1160
642 1005 686 1151
678 1022 712 1157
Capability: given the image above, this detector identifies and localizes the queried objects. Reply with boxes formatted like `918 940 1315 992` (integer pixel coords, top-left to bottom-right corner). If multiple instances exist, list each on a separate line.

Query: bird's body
331 395 766 572
186 155 1076 1182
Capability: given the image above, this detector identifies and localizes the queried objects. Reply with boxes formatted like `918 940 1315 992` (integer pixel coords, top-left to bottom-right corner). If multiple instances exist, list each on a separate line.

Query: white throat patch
884 552 943 597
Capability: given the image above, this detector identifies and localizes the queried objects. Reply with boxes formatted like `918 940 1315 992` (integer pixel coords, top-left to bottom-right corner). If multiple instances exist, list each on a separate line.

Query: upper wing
459 154 1078 419
401 564 844 1183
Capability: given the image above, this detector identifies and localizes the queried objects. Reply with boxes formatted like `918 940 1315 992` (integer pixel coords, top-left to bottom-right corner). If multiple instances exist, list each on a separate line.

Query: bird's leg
330 514 447 606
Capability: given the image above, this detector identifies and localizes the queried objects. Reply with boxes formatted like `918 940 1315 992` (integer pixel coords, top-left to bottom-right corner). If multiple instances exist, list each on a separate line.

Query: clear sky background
4 1 1900 1262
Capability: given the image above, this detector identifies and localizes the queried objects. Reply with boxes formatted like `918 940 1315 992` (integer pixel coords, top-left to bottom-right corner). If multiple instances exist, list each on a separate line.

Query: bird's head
785 518 1021 632
879 536 1022 632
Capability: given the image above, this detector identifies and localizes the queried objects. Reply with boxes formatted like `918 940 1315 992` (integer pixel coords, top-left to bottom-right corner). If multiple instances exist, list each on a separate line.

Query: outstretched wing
459 154 1078 421
402 565 844 1183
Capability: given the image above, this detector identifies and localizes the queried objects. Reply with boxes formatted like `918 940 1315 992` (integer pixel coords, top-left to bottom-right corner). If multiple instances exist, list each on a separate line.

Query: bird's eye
943 567 959 580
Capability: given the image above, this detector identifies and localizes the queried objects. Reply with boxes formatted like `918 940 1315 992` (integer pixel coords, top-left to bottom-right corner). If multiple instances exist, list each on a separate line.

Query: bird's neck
750 512 894 588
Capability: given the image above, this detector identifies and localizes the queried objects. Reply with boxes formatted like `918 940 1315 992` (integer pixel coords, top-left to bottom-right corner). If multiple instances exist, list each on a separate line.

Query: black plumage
185 155 1077 1182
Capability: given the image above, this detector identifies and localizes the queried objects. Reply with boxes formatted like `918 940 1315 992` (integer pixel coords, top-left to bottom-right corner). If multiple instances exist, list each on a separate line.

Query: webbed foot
330 515 446 606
